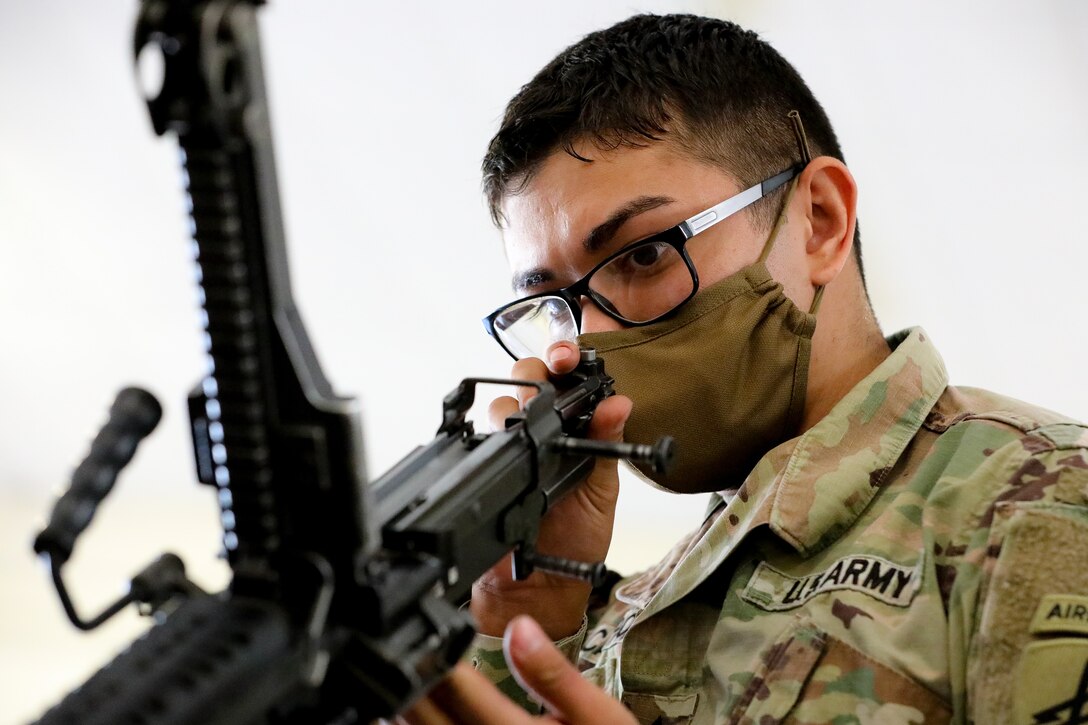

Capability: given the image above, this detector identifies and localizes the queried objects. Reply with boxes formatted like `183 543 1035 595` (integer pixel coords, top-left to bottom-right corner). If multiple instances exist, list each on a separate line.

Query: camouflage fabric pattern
467 616 587 713
465 327 1088 723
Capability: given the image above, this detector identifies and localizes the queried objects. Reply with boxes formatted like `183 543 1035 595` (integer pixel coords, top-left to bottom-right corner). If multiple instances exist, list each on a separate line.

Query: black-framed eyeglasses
482 164 802 361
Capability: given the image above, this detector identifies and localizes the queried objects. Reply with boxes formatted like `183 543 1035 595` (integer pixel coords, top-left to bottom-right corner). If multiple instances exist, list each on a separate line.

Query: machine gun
30 1 673 722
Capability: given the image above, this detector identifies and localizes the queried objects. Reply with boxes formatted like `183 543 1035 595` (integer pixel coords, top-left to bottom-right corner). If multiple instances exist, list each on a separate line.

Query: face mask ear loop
777 110 824 314
788 110 813 164
757 178 799 264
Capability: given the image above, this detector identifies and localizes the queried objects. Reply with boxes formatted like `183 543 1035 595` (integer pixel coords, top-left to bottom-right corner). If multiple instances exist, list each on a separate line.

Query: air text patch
1030 594 1088 636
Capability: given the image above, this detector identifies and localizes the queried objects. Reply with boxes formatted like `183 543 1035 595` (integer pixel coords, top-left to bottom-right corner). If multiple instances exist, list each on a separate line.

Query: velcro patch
1014 638 1088 725
741 555 921 611
1030 594 1088 636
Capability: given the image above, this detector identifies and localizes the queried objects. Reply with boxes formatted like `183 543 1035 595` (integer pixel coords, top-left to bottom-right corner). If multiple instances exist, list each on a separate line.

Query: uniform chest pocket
611 601 718 724
621 691 699 724
728 617 951 724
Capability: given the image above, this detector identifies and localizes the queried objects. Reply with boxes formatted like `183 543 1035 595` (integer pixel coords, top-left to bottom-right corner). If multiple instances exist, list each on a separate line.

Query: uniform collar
627 327 948 620
762 327 948 553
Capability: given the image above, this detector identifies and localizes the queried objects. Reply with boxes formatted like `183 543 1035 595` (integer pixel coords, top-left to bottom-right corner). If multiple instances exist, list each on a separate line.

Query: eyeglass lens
493 295 579 360
493 240 695 360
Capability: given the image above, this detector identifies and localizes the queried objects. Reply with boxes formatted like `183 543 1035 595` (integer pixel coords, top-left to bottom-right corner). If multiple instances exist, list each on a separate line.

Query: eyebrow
511 194 676 292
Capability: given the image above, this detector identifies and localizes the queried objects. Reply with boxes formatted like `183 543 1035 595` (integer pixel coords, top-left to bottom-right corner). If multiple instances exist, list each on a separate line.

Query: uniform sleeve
462 616 588 714
965 426 1088 724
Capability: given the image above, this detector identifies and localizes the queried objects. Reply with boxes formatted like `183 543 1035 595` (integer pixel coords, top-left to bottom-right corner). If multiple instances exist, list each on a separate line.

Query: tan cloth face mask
578 180 822 493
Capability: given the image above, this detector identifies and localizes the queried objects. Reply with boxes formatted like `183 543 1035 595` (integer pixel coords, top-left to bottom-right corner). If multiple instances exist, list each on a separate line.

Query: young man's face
499 140 810 335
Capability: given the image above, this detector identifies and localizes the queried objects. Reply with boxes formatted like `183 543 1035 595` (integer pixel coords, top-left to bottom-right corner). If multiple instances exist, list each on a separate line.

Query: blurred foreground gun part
33 1 673 722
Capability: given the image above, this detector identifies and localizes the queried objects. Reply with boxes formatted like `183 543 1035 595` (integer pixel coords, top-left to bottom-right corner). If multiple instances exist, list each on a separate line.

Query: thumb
587 394 632 444
503 616 627 722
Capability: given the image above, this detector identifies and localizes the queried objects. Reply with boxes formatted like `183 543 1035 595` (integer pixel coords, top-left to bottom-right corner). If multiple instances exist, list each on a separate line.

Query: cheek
683 224 763 290
580 302 627 334
765 228 815 310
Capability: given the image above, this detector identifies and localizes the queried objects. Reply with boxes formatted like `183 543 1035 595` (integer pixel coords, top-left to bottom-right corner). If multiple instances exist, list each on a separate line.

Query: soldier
404 14 1088 725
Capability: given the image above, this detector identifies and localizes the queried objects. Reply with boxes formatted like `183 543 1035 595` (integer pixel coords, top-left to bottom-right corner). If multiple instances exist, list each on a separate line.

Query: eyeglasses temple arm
682 183 764 236
684 163 801 237
761 166 799 196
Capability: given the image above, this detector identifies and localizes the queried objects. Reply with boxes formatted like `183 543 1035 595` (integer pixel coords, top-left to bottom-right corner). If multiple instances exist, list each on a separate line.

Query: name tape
741 554 921 611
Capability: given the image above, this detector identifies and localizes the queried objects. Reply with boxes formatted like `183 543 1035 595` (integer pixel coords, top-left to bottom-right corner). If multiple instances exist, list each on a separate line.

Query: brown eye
586 239 692 323
603 241 680 279
625 242 667 269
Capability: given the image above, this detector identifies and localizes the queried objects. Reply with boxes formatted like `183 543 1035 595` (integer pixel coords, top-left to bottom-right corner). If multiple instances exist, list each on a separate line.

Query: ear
796 157 857 287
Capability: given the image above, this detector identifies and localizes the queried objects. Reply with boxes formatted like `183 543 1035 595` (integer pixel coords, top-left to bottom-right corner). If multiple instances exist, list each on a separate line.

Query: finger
511 357 550 407
586 394 632 443
543 340 579 375
554 395 630 520
487 396 520 432
495 388 630 441
504 615 630 722
399 694 456 725
427 662 537 725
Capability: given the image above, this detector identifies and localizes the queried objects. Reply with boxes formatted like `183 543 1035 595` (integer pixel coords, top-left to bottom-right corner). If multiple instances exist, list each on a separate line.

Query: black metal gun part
32 1 674 722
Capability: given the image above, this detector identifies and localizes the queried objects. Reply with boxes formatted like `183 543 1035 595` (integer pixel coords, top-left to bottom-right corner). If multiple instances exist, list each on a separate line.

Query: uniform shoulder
926 385 1088 465
926 385 1086 440
937 389 1088 723
916 385 1088 529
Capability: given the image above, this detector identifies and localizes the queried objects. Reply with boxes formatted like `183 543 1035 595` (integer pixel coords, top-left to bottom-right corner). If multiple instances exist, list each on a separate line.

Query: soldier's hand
400 615 636 725
470 340 632 640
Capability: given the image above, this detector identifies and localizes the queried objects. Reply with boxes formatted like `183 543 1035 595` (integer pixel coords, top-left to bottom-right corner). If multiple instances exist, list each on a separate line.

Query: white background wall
2 1 1086 722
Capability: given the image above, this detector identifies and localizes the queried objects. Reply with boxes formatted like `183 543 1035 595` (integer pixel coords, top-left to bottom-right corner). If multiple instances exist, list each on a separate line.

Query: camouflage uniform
468 327 1088 724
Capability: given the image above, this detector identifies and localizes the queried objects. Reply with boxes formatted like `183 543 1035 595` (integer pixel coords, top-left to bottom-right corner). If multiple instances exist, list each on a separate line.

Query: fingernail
510 615 545 656
548 346 573 367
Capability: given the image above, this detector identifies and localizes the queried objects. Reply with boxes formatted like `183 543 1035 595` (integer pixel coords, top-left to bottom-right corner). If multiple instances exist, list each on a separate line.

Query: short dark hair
482 13 864 280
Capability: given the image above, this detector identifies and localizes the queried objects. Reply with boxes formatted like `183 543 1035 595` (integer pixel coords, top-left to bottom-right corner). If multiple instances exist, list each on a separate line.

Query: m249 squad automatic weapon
30 1 672 722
